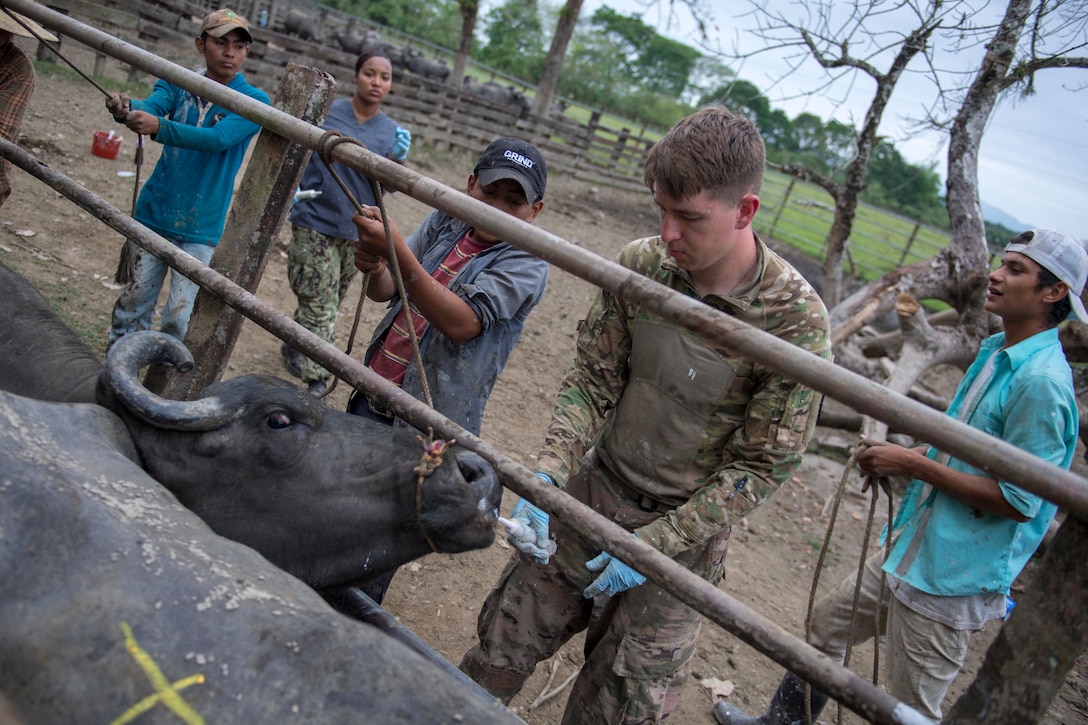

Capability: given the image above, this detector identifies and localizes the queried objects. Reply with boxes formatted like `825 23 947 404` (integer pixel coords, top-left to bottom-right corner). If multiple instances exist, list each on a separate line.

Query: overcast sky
565 0 1088 241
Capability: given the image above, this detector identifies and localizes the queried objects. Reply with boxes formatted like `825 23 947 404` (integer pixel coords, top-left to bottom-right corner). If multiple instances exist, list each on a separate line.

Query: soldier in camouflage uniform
459 106 832 724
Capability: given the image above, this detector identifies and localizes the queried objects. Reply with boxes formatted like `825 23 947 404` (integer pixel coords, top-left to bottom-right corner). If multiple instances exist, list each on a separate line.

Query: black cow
330 26 381 55
0 386 519 723
0 261 503 591
283 9 320 42
463 76 532 119
404 49 451 83
0 261 518 721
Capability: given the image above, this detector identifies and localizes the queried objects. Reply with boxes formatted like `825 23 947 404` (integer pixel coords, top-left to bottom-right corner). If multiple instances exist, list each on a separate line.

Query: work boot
713 672 828 725
280 342 303 378
307 378 329 397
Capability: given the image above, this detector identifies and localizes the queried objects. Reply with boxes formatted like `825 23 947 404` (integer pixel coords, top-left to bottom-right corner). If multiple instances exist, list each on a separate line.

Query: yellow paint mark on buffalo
110 622 206 725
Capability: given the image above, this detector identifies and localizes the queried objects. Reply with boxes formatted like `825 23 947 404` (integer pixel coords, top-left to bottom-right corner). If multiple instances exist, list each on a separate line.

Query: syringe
498 516 557 556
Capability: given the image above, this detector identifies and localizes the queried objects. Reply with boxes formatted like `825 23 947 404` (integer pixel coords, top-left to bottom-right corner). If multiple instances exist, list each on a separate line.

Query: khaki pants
810 551 970 721
460 455 730 724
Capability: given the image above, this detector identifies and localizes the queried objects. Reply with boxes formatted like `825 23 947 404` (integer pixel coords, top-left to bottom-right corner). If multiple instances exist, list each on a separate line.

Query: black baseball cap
474 137 547 203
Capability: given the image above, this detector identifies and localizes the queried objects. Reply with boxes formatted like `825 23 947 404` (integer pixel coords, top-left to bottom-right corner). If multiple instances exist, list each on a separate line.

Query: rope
804 442 893 725
115 133 145 284
309 135 452 538
310 131 435 412
0 4 110 95
413 433 455 553
0 4 145 283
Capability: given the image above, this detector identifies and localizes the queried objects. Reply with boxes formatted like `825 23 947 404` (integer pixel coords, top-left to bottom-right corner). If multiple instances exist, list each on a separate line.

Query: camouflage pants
460 452 731 724
286 225 357 383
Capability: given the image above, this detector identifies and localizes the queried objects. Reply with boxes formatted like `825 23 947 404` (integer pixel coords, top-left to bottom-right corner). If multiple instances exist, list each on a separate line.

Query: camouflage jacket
536 234 831 558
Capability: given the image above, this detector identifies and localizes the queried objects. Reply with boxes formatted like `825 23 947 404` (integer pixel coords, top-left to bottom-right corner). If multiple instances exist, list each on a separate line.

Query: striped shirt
370 231 491 385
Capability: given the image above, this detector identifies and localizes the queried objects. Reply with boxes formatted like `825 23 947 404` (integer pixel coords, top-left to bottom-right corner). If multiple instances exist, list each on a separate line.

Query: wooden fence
43 0 655 194
44 0 959 271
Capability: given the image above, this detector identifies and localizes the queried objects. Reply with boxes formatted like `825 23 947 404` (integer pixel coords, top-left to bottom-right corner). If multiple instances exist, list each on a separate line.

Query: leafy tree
559 30 628 109
477 0 547 81
589 7 699 96
863 140 944 222
686 56 735 107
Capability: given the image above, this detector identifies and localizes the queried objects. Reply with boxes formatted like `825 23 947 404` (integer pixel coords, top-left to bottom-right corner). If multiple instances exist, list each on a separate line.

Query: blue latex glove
391 127 411 162
583 546 646 598
508 473 556 564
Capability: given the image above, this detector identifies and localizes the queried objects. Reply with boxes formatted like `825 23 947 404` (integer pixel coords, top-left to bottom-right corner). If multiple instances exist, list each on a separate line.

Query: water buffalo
0 260 503 591
463 76 532 119
0 386 518 723
283 8 320 42
0 261 517 721
404 49 451 83
329 26 381 55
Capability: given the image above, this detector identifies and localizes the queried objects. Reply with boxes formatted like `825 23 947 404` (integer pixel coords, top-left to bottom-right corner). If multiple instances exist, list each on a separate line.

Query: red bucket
92 130 122 160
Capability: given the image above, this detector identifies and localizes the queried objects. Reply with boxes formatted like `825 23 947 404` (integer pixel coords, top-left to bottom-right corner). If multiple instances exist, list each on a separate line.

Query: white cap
1005 228 1088 323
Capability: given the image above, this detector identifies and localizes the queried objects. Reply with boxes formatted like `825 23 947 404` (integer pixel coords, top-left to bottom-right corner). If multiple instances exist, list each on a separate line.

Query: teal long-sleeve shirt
131 71 269 246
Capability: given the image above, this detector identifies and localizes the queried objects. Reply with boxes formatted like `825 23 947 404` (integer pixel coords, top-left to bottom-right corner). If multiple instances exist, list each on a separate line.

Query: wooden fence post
768 177 795 237
147 64 337 398
898 223 921 266
611 127 630 164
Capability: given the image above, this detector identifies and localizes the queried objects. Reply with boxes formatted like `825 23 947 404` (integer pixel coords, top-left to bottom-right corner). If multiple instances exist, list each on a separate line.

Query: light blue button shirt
883 327 1077 596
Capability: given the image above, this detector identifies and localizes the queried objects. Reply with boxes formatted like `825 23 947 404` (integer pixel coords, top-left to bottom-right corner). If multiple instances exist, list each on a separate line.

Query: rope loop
414 430 456 553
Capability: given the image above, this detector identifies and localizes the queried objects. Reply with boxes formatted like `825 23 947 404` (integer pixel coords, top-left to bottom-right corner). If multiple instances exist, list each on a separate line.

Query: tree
699 78 771 123
830 0 1088 450
590 6 700 96
477 0 546 81
449 0 479 87
863 140 942 221
533 0 586 116
725 0 955 308
559 30 629 110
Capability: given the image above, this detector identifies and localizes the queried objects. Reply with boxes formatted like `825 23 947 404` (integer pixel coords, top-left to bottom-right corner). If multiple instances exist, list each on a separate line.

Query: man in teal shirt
717 228 1084 724
105 9 269 346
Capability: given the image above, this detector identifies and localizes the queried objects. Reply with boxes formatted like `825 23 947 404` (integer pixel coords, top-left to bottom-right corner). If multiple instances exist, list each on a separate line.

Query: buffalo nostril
456 451 488 482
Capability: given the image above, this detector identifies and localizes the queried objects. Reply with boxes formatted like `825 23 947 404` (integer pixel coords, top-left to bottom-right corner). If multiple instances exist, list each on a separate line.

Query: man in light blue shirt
716 227 1085 724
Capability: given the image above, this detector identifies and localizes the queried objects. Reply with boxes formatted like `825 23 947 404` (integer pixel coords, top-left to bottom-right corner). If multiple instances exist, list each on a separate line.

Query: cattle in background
283 9 320 42
330 26 382 56
0 385 519 723
463 75 532 119
403 49 451 83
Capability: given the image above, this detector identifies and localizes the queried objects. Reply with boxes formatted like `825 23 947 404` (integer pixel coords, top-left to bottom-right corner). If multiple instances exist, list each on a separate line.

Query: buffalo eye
266 411 293 429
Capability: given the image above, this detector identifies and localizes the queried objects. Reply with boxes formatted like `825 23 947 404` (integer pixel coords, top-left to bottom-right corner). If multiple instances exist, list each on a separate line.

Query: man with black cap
346 136 549 601
716 227 1087 724
103 8 268 347
0 7 57 207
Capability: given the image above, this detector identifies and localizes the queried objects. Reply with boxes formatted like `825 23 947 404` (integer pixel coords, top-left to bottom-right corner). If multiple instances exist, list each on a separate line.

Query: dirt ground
3 40 1085 724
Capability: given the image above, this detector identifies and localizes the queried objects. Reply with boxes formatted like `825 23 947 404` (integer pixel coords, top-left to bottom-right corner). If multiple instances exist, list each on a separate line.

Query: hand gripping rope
804 441 894 725
314 131 450 540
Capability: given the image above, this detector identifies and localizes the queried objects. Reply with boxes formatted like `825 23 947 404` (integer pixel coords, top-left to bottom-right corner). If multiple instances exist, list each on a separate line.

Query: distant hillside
981 201 1030 232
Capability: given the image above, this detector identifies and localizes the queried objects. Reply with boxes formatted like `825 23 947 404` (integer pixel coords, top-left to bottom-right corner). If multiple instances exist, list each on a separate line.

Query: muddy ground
2 39 1084 724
